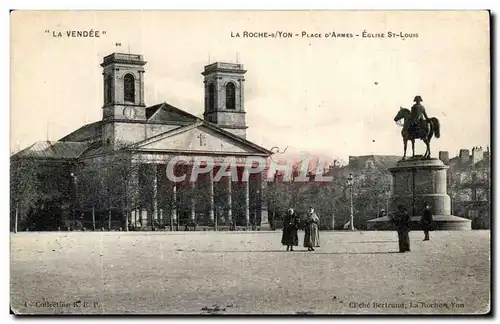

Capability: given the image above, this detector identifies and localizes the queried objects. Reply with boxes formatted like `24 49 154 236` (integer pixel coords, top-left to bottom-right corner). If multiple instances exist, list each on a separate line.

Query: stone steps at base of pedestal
366 215 472 231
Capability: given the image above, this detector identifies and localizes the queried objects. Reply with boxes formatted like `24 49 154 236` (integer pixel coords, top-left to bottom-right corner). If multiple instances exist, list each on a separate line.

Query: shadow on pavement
347 240 397 243
311 251 401 254
188 250 401 254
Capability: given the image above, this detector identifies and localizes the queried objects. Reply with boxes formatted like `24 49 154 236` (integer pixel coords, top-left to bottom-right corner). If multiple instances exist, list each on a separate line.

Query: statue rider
410 95 429 135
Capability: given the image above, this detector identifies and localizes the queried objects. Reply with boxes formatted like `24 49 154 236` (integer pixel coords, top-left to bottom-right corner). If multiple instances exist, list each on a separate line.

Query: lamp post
71 172 84 230
347 173 354 231
70 172 77 226
256 188 260 228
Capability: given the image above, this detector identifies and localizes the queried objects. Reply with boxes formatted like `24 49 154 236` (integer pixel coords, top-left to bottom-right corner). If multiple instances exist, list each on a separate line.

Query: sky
10 11 491 161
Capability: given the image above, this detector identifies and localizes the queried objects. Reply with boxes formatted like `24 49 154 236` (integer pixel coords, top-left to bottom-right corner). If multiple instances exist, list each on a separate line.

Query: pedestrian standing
304 207 320 251
421 202 433 241
392 205 411 253
281 208 299 251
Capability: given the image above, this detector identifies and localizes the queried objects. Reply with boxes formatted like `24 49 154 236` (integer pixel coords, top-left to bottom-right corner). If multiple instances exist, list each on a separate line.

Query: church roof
57 102 198 145
59 121 102 143
146 102 199 123
78 141 106 159
15 102 272 161
11 141 90 160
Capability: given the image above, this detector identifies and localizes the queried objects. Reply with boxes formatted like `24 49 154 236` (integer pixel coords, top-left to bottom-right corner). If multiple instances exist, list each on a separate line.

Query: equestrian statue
393 95 441 160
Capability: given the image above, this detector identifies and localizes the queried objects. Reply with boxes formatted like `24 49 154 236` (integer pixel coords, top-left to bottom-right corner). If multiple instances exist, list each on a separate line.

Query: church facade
12 53 274 231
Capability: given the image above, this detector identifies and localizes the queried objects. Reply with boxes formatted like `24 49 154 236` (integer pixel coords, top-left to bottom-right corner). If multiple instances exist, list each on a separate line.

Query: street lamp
256 188 261 228
70 172 78 216
70 172 77 221
347 173 354 231
70 172 84 230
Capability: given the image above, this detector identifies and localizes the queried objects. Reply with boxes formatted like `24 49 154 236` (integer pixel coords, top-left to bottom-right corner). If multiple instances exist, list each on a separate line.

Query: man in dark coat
392 205 411 253
281 208 299 251
421 202 433 241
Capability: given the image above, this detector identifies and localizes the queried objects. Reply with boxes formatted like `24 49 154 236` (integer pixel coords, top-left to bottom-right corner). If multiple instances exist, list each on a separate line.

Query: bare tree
262 180 293 227
10 157 40 232
77 147 150 231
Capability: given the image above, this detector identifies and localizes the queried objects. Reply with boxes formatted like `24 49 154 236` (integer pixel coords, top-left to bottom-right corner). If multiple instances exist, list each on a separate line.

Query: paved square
10 230 490 314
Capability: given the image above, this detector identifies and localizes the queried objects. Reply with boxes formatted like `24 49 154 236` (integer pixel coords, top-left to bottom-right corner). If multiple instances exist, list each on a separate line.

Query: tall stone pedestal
259 209 270 230
367 158 471 231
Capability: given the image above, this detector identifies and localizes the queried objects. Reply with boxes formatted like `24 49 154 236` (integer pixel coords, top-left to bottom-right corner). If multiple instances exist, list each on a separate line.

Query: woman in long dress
281 208 299 251
303 207 320 251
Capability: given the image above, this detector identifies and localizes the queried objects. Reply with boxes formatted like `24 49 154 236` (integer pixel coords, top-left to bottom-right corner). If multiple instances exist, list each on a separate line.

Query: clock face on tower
123 107 137 120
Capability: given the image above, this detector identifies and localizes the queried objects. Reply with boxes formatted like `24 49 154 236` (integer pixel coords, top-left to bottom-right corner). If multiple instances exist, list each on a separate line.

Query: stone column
141 209 148 227
129 164 140 229
244 177 250 227
187 166 196 229
156 164 167 228
172 183 177 231
152 165 158 227
256 172 270 230
190 181 196 224
226 176 232 226
127 210 132 231
208 170 215 224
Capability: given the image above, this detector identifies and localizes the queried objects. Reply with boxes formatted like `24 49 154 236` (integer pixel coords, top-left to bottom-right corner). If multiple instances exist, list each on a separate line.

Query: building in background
439 146 491 229
268 155 399 230
11 53 273 231
327 155 400 229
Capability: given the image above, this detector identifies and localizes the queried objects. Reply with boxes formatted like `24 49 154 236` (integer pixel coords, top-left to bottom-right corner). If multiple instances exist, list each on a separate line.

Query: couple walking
281 207 320 252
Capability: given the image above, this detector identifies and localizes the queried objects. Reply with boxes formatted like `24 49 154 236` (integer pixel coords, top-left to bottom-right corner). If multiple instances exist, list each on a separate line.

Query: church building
12 53 274 231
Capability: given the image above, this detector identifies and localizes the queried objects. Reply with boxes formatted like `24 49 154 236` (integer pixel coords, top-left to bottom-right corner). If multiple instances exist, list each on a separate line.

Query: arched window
225 82 236 110
208 83 215 111
105 75 113 104
124 74 135 102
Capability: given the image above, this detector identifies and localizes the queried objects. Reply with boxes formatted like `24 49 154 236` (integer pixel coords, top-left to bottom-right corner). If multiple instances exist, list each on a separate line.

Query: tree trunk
170 207 173 231
92 206 96 231
124 209 129 232
215 208 218 231
14 202 19 234
108 210 111 231
124 187 129 232
272 207 276 230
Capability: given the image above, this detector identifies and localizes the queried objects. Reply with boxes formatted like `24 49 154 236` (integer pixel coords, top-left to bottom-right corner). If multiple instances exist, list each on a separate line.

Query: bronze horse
393 107 441 159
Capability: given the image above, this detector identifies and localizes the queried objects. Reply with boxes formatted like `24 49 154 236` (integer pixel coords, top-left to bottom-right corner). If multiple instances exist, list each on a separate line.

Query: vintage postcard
10 10 491 315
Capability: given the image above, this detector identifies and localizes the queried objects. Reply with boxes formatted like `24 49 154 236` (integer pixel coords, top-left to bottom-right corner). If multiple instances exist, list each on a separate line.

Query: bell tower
202 62 248 138
101 53 147 121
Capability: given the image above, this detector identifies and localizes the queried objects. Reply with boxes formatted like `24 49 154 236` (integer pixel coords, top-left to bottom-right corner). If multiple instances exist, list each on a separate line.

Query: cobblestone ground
10 230 490 315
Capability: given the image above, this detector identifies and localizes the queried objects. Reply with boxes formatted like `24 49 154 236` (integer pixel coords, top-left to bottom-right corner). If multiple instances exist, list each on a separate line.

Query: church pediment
131 121 272 155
